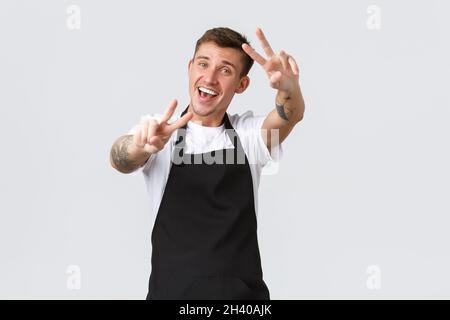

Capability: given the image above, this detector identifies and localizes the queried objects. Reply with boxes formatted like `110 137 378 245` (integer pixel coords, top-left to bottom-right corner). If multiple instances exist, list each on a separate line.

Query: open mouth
197 86 219 102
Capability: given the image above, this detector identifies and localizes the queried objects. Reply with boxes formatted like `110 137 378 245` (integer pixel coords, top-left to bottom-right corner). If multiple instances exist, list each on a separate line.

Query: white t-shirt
127 110 283 219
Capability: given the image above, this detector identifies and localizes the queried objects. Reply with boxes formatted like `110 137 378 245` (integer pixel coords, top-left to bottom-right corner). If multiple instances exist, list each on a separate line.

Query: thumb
269 71 282 87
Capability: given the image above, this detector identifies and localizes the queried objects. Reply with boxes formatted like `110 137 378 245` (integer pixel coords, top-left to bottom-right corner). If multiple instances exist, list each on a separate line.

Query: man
110 27 305 300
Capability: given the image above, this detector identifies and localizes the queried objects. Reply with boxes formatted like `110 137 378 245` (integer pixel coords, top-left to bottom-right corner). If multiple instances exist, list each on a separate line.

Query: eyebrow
195 55 237 71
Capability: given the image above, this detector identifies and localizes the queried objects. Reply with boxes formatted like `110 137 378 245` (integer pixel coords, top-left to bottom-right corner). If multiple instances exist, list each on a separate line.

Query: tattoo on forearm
276 103 289 121
110 135 139 171
276 94 291 121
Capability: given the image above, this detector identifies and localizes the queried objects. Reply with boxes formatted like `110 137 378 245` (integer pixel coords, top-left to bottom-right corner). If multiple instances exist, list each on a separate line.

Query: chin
192 101 218 117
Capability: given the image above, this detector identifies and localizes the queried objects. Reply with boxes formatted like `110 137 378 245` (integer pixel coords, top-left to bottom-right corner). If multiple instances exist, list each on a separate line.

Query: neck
188 105 226 127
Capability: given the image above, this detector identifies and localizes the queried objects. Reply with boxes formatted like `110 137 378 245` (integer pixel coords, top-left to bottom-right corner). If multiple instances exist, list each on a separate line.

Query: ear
235 76 250 94
188 59 193 71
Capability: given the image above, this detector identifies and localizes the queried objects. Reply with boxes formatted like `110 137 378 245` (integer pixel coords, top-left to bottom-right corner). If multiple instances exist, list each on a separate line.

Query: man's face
188 42 249 121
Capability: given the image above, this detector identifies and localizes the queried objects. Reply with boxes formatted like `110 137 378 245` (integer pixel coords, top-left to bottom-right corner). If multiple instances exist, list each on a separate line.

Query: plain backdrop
0 0 449 299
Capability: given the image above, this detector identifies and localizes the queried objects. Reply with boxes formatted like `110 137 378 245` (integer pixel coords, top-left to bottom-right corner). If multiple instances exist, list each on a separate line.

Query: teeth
199 87 218 96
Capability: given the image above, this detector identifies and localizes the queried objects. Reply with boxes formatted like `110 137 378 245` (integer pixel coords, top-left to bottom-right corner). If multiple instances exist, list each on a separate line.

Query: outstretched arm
110 99 192 173
242 28 305 150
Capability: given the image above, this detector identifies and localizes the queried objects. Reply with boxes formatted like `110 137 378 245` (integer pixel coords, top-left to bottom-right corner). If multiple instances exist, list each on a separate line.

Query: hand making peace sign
242 28 300 95
133 99 193 154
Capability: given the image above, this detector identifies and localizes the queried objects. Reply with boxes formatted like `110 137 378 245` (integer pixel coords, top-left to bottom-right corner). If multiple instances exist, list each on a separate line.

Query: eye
198 62 207 68
222 68 231 74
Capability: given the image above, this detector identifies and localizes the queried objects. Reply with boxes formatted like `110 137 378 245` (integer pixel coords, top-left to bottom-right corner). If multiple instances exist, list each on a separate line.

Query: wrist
277 84 300 101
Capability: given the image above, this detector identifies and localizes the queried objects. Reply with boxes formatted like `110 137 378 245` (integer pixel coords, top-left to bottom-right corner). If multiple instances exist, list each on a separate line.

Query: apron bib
146 106 269 300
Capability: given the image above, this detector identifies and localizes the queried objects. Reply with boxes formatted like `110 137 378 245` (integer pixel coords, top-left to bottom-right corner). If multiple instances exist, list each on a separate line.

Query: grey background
0 0 449 299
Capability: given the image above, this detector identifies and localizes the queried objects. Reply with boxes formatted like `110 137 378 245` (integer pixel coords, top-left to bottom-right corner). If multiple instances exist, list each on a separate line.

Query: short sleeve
255 115 283 166
232 111 283 167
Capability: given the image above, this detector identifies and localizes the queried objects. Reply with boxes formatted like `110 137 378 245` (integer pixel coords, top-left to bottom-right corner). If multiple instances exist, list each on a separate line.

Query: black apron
146 106 270 300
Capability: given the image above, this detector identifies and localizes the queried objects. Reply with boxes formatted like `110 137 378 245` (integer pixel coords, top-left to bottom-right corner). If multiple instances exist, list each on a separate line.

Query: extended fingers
256 27 275 57
159 98 178 124
242 43 267 66
166 110 193 134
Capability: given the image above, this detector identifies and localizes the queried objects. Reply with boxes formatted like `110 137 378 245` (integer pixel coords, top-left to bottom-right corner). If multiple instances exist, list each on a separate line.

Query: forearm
110 135 151 174
275 84 305 124
262 85 305 150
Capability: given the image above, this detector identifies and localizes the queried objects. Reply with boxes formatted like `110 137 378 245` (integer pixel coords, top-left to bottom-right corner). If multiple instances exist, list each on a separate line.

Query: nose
202 67 219 85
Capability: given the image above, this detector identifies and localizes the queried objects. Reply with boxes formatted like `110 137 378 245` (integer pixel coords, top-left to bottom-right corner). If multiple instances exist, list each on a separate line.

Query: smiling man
109 27 305 300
